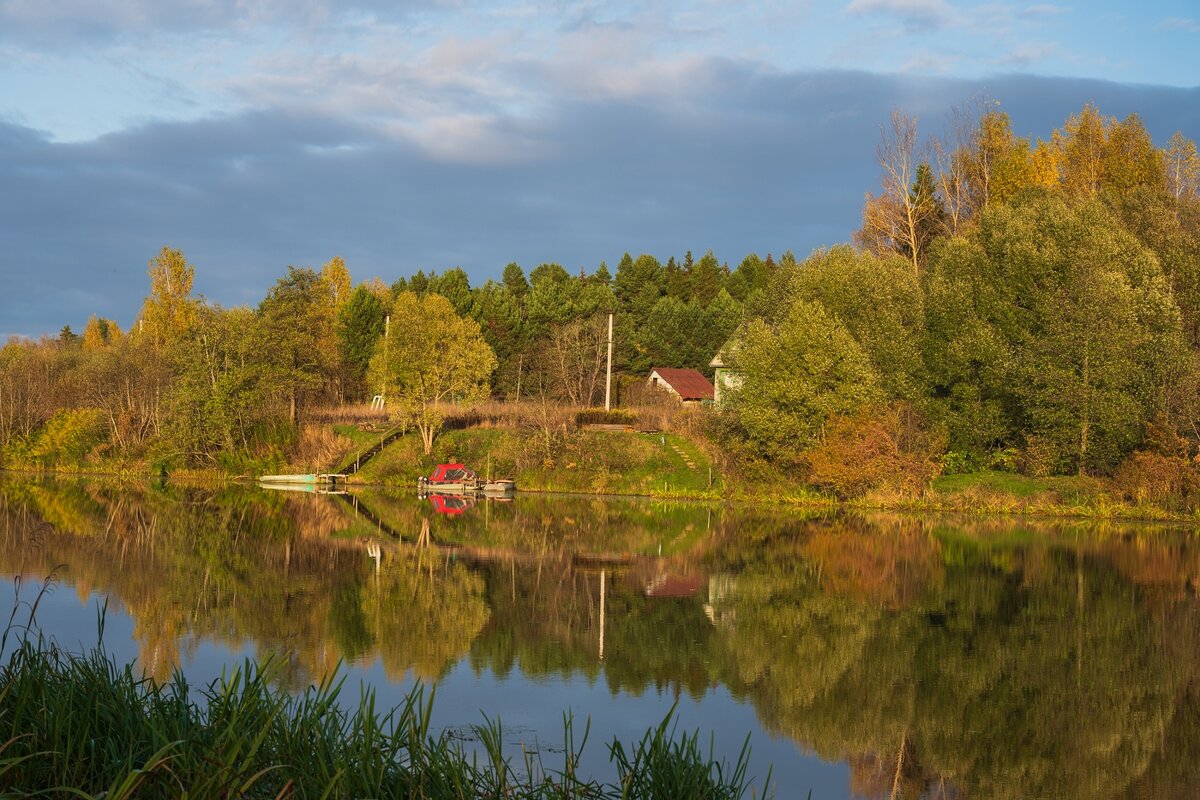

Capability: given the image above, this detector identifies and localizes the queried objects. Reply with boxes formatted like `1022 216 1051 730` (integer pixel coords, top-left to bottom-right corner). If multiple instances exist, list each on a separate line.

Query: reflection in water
2 476 1200 798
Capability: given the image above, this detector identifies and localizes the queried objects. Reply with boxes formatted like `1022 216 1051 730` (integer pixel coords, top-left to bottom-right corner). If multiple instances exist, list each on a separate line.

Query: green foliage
28 407 107 465
784 245 926 401
369 292 496 454
338 285 387 389
729 300 883 460
925 192 1188 473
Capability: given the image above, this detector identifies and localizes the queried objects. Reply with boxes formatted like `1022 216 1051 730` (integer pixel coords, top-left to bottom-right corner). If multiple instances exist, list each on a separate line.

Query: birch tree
858 109 941 273
369 292 496 454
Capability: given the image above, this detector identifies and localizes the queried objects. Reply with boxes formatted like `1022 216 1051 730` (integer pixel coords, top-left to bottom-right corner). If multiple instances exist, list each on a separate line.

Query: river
2 474 1198 798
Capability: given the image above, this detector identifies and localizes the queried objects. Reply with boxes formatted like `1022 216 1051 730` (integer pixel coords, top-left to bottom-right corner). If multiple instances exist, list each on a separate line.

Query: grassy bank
0 622 766 798
339 426 1200 522
344 426 723 500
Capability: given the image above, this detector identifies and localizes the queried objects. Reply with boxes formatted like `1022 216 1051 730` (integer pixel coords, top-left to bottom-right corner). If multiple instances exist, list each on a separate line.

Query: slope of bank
340 426 722 499
339 426 1200 523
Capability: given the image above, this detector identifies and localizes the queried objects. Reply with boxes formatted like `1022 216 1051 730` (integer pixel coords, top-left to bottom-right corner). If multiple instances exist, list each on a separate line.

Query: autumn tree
369 292 496 454
858 109 942 273
138 247 199 349
1166 131 1200 200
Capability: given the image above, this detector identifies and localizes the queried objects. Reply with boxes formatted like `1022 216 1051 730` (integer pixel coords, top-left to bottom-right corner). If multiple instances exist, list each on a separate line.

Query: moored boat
418 463 479 493
417 464 517 495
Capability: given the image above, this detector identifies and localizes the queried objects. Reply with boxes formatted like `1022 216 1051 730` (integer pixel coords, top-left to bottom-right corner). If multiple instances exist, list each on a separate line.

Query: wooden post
604 312 614 412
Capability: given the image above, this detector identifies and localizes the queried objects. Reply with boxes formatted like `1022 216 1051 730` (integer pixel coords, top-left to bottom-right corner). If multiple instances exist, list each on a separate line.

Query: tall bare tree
857 109 938 274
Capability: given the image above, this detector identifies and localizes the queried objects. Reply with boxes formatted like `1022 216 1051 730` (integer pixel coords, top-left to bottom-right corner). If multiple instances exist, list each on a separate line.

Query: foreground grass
0 619 767 798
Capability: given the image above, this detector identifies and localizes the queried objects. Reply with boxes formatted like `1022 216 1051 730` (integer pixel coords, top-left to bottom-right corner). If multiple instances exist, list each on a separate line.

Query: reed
0 588 768 799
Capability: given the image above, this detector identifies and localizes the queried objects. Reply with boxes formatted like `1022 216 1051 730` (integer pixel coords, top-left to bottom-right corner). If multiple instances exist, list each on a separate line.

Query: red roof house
647 368 715 403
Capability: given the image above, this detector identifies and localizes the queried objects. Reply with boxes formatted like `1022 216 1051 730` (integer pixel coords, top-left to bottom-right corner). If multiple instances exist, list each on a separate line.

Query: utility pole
604 312 614 412
374 314 390 411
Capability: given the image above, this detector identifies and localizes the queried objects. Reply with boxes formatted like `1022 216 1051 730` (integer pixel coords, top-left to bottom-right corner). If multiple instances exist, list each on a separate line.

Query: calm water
3 475 1200 798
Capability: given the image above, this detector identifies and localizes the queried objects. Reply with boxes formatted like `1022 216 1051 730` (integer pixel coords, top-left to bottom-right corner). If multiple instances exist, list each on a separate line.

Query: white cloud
1159 17 1200 33
995 41 1057 66
843 0 958 31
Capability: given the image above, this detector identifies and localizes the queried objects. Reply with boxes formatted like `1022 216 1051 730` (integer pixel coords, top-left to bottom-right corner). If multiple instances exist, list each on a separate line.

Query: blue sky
2 0 1199 336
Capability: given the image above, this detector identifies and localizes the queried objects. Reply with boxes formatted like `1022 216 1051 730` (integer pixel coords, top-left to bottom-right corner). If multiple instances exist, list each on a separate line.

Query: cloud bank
2 62 1199 338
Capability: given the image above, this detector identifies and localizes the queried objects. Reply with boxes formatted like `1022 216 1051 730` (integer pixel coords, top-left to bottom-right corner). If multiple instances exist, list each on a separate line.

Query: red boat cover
429 494 474 514
428 463 476 482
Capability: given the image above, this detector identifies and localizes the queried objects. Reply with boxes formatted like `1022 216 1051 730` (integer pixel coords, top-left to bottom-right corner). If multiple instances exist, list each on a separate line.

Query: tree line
2 100 1200 489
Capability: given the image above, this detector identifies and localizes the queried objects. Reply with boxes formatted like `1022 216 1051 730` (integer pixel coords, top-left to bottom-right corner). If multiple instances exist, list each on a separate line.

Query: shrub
1111 450 1193 506
941 450 979 475
29 408 107 466
575 408 638 426
805 405 942 499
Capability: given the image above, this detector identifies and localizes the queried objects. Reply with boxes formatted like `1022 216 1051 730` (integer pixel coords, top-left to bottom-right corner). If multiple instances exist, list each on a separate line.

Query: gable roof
649 367 715 401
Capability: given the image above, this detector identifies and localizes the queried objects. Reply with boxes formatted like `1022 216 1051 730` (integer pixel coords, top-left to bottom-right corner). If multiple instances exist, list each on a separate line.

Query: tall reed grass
0 583 769 799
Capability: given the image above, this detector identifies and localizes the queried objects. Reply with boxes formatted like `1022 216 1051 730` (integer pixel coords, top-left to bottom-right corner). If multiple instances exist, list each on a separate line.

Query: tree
166 305 267 460
857 109 941 273
1101 114 1166 196
786 246 927 402
81 316 122 351
614 253 665 319
924 193 1187 473
728 300 882 462
1056 103 1108 197
320 256 352 312
258 267 337 425
502 262 530 300
138 247 199 349
689 250 724 306
530 313 611 406
470 280 525 396
429 267 473 316
369 292 496 454
1165 131 1200 201
337 285 388 396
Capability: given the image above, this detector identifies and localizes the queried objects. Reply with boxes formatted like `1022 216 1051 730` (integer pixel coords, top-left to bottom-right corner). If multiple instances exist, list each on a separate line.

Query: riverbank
6 424 1200 524
339 426 1200 523
0 617 763 798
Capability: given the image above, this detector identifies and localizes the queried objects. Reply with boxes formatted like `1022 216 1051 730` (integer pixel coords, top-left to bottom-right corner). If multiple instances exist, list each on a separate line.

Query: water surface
2 475 1199 798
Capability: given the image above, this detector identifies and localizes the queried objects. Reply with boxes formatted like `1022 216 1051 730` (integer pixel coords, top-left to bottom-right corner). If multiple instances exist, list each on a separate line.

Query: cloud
844 0 957 32
995 41 1057 66
1159 17 1200 33
2 65 1198 337
1022 3 1067 15
0 0 439 42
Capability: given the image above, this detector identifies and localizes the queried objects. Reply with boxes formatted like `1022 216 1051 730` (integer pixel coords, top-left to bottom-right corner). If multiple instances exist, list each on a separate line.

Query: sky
2 0 1199 337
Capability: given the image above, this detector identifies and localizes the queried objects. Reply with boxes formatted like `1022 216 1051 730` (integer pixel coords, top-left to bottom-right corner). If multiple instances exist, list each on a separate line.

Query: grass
0 587 769 799
351 428 723 500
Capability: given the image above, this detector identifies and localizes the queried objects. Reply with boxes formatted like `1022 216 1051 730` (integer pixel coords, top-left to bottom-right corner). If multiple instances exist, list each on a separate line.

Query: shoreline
5 463 1199 526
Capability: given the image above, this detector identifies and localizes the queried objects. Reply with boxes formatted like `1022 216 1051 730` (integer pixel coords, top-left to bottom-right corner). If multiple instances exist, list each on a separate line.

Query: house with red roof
647 367 715 404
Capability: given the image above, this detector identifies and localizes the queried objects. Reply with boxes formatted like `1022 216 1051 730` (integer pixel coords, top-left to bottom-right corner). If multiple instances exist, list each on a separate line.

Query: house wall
713 368 742 406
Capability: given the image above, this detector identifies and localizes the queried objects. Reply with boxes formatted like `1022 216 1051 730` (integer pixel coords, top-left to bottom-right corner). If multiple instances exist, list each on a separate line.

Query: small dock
258 473 347 488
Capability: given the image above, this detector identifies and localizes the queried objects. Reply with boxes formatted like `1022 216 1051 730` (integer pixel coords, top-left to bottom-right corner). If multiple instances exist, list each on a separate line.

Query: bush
1110 450 1195 506
805 405 942 499
575 408 638 426
29 408 107 466
941 451 979 475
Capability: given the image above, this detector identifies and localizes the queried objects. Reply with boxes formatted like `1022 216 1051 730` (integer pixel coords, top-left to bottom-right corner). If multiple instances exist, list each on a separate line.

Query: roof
649 368 715 401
